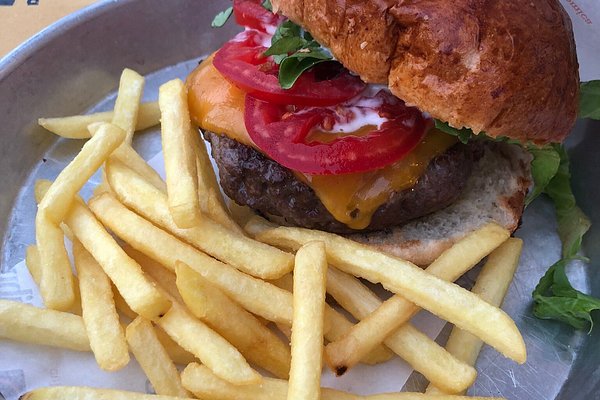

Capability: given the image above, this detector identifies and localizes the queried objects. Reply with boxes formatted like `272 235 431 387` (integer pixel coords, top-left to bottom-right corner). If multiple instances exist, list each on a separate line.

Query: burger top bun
271 0 580 144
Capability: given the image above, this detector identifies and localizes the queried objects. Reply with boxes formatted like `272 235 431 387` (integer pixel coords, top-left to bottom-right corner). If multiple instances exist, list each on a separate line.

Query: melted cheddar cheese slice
187 56 457 230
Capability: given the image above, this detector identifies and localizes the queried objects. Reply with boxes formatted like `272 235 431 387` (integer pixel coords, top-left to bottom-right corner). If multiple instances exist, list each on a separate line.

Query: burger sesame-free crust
272 0 579 144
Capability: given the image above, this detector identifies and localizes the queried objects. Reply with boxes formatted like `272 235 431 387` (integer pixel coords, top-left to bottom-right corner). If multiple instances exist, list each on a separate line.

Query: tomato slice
233 0 284 33
213 30 366 107
244 91 429 175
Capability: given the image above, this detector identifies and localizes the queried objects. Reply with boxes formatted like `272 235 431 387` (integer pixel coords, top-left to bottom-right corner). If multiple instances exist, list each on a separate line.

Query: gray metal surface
0 1 598 399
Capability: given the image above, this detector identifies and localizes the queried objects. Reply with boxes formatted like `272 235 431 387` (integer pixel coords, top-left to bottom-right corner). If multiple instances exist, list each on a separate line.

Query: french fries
74 240 129 371
324 222 512 373
325 267 476 393
426 238 524 395
181 363 504 400
176 262 291 379
246 217 526 364
38 102 160 139
88 193 294 325
35 211 75 311
192 129 244 235
271 273 393 365
159 79 201 228
0 300 89 351
126 317 190 397
288 242 327 400
153 325 198 366
105 159 293 279
112 68 145 143
38 122 125 224
20 386 191 400
157 304 261 385
26 244 82 316
65 198 171 320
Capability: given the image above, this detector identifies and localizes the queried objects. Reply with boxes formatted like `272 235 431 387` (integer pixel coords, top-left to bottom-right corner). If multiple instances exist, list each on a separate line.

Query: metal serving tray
0 1 598 399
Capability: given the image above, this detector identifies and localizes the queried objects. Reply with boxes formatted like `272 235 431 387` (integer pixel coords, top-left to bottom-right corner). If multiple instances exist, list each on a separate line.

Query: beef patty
206 132 481 233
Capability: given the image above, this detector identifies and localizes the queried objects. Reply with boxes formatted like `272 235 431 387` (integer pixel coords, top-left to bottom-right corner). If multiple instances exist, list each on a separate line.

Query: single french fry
74 240 129 371
112 68 145 143
33 180 74 240
126 317 190 397
324 221 512 374
159 80 202 228
154 324 197 365
112 284 138 320
176 261 291 379
106 160 293 279
157 304 261 385
181 363 503 400
426 238 524 395
25 245 42 285
20 386 192 400
271 274 393 366
38 102 160 139
247 217 526 364
65 199 171 320
38 122 125 223
325 267 476 393
0 300 89 351
88 123 167 192
88 193 294 325
35 210 75 311
124 246 183 304
288 242 327 400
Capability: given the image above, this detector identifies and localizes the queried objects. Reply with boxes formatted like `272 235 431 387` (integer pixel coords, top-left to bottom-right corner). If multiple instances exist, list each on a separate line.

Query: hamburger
186 0 579 266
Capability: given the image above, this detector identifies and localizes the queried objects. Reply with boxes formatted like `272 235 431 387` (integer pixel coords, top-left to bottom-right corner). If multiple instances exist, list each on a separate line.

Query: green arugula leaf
525 145 561 206
433 120 473 144
533 259 600 331
264 36 306 57
544 144 591 258
262 0 273 12
279 56 329 89
264 20 333 89
579 80 600 119
211 6 233 28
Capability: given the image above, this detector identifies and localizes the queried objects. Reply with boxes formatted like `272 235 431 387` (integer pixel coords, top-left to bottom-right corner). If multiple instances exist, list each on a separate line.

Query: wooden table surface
0 0 97 59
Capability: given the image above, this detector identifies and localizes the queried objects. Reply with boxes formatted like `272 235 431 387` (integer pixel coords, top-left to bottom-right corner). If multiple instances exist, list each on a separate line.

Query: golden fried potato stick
126 317 190 397
288 242 327 400
74 240 129 371
324 222 512 374
159 79 202 228
325 267 476 393
112 68 145 143
38 123 125 223
426 238 523 395
105 159 293 279
88 193 294 325
35 211 75 311
0 300 89 351
181 363 506 400
21 386 192 400
38 102 160 139
271 273 393 366
246 217 526 364
176 262 291 379
65 199 171 321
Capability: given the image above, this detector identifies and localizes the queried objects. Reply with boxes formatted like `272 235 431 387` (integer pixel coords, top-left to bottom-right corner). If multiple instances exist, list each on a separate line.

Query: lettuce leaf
526 146 561 206
579 80 600 120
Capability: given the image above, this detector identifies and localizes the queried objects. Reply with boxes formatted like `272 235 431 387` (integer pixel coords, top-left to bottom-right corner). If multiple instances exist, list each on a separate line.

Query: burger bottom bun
349 142 532 266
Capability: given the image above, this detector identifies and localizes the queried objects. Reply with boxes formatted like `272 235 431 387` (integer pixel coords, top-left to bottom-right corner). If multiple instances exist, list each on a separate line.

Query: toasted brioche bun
349 142 531 265
272 0 579 144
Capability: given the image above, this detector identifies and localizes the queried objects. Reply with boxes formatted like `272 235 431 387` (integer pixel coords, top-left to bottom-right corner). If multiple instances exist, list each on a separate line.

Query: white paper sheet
1 1 599 398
